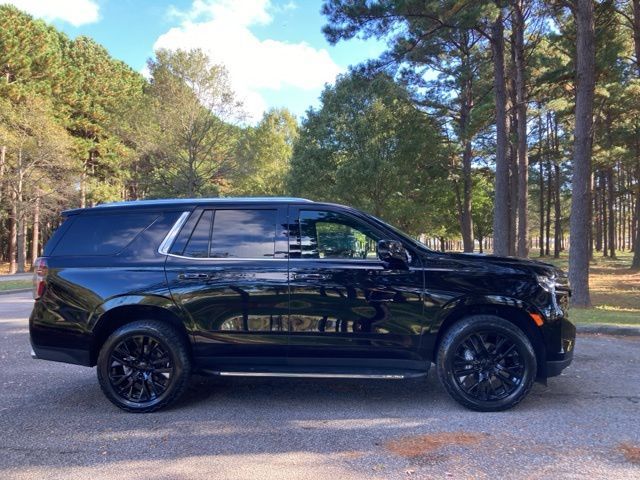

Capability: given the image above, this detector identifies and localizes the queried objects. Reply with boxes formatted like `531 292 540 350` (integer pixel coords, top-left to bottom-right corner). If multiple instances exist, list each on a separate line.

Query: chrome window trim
157 211 191 255
163 252 287 261
160 252 387 269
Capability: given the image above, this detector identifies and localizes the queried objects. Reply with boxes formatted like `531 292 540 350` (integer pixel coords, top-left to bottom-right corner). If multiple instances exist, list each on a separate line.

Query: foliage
289 72 448 235
142 48 244 198
233 108 298 196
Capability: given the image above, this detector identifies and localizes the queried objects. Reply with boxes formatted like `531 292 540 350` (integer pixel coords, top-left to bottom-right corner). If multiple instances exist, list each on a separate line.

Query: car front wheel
437 315 537 411
97 320 191 413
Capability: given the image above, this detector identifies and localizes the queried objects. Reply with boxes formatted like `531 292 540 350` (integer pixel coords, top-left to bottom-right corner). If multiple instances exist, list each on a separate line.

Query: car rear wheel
437 315 537 411
97 320 191 413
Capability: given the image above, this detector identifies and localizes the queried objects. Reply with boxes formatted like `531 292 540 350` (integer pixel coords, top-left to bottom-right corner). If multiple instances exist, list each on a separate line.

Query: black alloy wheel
97 320 191 413
452 331 525 401
437 315 537 411
108 335 174 403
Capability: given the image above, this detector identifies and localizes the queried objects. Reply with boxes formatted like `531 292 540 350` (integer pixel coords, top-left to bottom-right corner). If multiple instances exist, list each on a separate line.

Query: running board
201 370 427 380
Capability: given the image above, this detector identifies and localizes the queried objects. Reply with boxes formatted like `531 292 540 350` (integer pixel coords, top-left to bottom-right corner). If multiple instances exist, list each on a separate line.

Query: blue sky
6 0 385 122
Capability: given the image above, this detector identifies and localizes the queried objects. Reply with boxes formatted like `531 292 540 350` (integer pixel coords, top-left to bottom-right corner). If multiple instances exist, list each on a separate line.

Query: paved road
1 291 639 480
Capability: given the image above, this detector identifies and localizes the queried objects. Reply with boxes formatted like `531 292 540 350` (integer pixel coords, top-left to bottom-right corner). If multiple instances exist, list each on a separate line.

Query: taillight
33 257 48 299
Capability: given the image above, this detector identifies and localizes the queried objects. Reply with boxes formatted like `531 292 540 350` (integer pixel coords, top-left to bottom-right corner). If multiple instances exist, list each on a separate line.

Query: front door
165 206 290 368
286 207 426 370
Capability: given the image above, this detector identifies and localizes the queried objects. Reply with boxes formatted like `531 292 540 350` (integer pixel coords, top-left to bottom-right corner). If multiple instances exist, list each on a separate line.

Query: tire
97 320 191 413
437 315 536 412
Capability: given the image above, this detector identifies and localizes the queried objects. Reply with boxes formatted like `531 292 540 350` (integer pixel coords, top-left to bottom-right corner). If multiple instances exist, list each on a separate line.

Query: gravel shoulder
1 291 639 480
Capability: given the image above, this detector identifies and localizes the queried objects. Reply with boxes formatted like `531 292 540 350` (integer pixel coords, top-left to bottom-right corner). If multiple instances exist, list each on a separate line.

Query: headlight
536 274 556 294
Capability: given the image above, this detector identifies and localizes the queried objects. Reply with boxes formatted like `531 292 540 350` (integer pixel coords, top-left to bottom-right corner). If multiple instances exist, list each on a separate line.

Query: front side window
298 210 380 260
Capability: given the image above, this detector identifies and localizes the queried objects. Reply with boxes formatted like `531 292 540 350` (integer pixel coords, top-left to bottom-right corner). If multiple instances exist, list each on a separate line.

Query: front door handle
178 273 210 280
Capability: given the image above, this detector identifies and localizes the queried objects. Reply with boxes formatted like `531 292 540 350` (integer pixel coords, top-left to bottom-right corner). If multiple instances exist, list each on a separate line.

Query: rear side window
210 209 277 258
51 213 158 256
183 210 213 258
179 209 278 258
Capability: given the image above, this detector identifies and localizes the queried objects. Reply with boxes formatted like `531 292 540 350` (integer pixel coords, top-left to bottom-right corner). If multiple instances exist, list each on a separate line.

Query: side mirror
377 240 410 269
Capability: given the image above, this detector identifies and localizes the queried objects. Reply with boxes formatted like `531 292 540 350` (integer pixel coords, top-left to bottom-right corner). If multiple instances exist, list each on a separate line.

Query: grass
540 250 640 327
0 279 32 291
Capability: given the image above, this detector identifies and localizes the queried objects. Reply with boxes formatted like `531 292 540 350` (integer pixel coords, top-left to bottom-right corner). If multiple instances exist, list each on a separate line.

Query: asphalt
0 291 639 480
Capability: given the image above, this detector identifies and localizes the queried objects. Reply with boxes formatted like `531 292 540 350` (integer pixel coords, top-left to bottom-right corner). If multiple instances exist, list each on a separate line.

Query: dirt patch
384 431 487 459
619 443 640 464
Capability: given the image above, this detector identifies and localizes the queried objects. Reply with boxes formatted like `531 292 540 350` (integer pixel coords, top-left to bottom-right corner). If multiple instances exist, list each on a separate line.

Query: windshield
363 213 434 253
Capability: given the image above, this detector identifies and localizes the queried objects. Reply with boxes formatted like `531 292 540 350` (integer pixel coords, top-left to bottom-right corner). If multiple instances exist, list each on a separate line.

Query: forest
1 1 640 308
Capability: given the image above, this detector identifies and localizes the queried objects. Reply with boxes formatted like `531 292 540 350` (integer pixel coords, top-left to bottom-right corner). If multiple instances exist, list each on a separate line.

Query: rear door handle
293 273 329 281
178 273 210 280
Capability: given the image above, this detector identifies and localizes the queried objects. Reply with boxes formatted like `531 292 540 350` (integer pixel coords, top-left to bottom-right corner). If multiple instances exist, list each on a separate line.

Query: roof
62 197 314 215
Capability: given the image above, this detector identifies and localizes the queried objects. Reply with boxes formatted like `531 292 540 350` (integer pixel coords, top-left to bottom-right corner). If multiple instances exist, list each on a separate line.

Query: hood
434 252 563 278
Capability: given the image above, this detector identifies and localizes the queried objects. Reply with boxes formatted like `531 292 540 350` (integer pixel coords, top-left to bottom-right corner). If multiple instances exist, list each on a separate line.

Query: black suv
30 197 575 412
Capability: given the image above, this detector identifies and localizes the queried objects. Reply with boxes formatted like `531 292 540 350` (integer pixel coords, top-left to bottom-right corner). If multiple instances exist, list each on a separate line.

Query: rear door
286 206 426 370
165 205 290 368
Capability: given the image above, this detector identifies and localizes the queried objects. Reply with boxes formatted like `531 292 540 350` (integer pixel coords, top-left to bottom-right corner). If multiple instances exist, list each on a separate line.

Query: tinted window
183 210 213 258
210 209 277 258
298 210 379 260
52 213 158 256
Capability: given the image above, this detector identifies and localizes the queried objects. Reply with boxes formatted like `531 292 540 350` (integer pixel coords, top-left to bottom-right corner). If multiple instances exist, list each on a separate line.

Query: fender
87 293 184 331
430 294 543 334
423 293 549 378
87 293 198 365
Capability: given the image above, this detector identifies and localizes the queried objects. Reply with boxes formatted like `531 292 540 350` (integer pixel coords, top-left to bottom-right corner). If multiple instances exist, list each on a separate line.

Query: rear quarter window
51 212 159 256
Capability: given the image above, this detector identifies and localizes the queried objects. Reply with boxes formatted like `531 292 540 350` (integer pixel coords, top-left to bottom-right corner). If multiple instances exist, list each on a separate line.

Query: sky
5 0 386 123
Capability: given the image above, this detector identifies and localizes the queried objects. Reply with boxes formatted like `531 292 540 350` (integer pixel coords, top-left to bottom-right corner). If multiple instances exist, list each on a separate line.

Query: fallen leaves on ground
384 431 487 459
618 443 640 464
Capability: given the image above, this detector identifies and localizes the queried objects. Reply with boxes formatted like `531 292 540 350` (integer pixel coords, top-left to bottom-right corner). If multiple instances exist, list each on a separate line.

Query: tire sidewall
97 321 189 412
438 315 537 411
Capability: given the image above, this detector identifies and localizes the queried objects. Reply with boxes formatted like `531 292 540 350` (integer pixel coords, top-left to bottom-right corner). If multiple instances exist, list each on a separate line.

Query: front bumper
546 348 574 377
543 317 576 378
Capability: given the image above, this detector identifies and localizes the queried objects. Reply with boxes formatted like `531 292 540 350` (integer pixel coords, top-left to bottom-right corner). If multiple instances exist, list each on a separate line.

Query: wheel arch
432 299 548 380
89 299 192 366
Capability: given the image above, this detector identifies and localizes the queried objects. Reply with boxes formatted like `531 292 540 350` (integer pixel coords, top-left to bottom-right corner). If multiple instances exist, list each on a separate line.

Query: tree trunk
602 172 608 257
607 167 616 258
0 145 5 205
546 157 552 256
16 149 26 273
9 198 17 274
17 216 26 274
508 41 518 257
459 52 475 253
554 161 562 258
538 112 545 257
568 0 595 307
595 172 602 251
630 1 640 268
31 196 40 266
492 6 511 256
461 140 474 253
514 0 529 257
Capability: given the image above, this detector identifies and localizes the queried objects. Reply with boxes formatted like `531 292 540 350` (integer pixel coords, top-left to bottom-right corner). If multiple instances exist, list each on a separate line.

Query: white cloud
4 0 100 26
154 0 341 122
